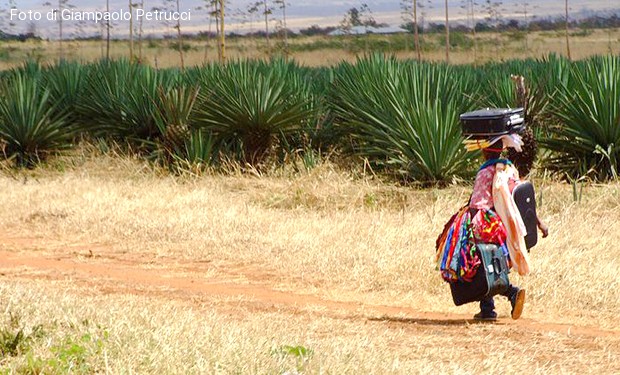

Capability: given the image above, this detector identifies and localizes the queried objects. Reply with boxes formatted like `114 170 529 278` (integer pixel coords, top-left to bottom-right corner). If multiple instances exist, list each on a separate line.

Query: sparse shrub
0 329 28 357
168 41 193 52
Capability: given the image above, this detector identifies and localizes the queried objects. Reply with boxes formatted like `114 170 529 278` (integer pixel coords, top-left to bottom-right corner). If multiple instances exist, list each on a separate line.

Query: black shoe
510 289 526 320
473 311 497 321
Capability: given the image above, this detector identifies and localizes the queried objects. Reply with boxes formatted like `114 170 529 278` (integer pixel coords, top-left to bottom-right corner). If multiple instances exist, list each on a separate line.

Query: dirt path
1 231 618 341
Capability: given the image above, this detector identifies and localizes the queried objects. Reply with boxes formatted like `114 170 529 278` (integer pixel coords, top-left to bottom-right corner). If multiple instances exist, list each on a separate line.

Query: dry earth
2 229 619 374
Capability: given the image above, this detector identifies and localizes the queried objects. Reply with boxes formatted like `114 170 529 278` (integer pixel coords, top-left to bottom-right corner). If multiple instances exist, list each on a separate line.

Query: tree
462 0 479 63
340 4 376 32
360 4 377 29
274 0 289 57
196 0 219 62
299 24 336 36
0 1 17 32
175 0 185 69
338 4 379 54
564 0 571 60
401 0 421 59
515 1 537 55
444 0 450 63
129 0 134 61
413 0 421 61
218 0 225 62
248 1 273 53
138 0 145 62
346 7 363 27
340 4 378 31
245 2 265 52
262 1 273 52
400 4 411 32
484 0 504 58
43 0 74 62
153 1 174 40
26 22 38 38
106 0 111 59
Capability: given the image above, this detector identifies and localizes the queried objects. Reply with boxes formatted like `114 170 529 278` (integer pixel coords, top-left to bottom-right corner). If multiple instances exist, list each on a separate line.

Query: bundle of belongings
435 108 538 306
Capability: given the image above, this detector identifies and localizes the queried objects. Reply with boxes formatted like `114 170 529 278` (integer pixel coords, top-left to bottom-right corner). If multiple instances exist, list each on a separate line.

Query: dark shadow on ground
368 315 505 326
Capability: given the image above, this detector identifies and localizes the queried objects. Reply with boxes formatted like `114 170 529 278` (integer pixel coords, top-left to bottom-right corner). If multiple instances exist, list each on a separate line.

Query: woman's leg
474 296 497 320
502 285 526 320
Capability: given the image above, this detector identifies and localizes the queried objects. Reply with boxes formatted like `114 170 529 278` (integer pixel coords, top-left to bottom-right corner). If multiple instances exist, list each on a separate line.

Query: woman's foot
510 289 526 320
473 311 497 321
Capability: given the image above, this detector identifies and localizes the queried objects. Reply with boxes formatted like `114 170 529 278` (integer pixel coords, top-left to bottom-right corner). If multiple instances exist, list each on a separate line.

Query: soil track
2 231 619 342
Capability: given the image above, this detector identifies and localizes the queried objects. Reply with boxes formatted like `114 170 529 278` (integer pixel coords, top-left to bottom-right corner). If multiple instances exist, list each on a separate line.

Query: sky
2 1 619 37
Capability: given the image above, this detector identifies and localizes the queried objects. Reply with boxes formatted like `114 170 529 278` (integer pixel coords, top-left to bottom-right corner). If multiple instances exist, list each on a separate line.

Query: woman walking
436 129 539 321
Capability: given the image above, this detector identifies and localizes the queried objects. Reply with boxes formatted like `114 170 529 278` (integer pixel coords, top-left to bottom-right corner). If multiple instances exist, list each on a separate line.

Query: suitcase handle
492 257 503 279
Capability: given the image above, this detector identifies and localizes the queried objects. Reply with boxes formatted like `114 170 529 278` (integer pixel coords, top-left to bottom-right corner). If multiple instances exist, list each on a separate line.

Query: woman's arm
537 217 549 238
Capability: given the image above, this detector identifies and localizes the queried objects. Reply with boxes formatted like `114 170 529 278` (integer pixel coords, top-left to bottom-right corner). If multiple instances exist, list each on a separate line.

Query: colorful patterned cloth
435 159 528 282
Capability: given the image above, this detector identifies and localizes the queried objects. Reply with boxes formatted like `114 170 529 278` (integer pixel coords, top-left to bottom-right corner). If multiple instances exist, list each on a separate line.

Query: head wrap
463 133 523 153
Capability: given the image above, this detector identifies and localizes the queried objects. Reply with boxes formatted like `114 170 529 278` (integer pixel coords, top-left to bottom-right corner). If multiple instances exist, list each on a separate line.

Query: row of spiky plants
0 58 325 172
0 55 618 182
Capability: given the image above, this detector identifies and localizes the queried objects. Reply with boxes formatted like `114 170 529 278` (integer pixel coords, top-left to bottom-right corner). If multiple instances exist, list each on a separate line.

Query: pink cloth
470 166 495 210
470 165 519 210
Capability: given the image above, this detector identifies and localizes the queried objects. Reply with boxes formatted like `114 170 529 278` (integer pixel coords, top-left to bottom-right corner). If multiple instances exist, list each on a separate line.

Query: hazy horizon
2 0 619 38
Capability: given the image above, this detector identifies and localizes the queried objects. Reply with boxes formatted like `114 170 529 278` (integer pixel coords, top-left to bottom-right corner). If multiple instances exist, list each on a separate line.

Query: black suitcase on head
460 108 525 138
450 244 510 306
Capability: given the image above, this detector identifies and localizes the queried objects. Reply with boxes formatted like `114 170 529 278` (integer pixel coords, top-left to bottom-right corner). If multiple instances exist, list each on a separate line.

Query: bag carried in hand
512 181 538 249
449 243 510 306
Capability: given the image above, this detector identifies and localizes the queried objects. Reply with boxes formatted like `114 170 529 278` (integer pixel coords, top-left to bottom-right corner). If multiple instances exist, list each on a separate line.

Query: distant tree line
182 12 620 40
406 13 620 34
0 30 42 41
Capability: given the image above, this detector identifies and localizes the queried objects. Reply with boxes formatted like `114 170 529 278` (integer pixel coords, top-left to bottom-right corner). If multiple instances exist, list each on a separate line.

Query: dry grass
0 150 619 373
0 28 618 69
2 279 618 374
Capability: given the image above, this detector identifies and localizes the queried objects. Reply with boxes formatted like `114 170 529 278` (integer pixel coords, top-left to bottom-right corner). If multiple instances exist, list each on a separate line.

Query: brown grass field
0 147 619 373
0 27 619 69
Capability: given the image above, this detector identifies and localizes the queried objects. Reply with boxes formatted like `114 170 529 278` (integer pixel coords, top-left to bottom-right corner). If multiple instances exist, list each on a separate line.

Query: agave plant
77 59 177 143
330 54 481 183
0 73 72 167
169 129 218 173
153 85 201 153
523 54 571 128
276 65 340 158
544 55 620 180
42 61 86 127
194 60 317 166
